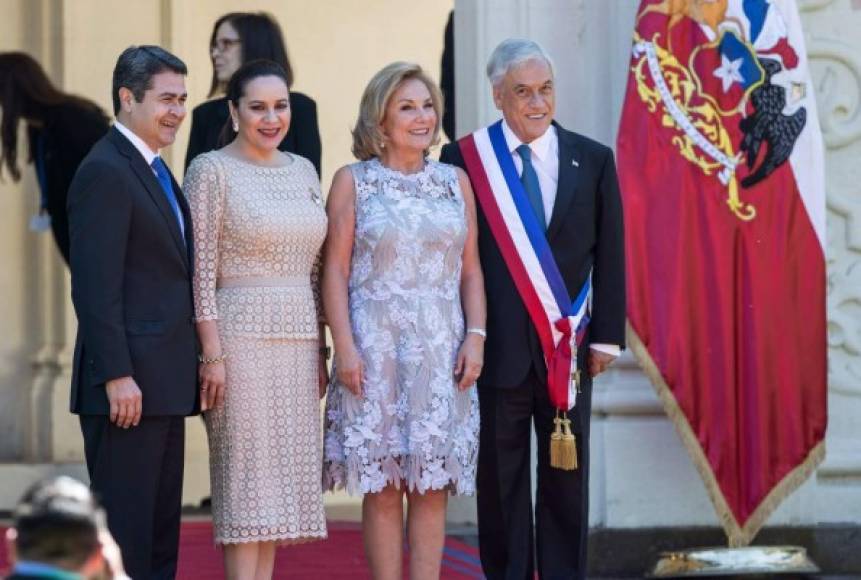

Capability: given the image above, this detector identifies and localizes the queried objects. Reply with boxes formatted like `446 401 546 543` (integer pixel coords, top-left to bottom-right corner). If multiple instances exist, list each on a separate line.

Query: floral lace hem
323 454 476 497
215 529 328 546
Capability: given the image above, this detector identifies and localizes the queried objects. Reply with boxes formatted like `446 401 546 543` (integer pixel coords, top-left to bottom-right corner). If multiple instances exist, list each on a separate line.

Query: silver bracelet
466 327 487 338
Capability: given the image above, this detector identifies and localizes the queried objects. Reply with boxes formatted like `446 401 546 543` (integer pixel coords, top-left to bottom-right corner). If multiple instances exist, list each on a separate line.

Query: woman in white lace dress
185 60 327 580
323 62 485 579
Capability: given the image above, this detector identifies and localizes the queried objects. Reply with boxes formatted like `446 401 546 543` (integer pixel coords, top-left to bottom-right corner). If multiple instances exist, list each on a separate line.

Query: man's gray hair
486 38 555 87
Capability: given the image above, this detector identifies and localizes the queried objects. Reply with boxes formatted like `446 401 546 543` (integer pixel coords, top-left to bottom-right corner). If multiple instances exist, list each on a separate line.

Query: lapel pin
572 159 579 167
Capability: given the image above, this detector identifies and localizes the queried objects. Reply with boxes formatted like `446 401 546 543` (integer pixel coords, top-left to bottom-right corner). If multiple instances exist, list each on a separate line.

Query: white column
21 0 69 463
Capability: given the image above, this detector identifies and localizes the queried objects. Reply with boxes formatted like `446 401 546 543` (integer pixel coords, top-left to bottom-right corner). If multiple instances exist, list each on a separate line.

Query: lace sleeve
184 153 225 322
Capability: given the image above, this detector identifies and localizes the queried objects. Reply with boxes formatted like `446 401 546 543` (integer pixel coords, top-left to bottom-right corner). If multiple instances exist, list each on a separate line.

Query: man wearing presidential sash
440 39 625 579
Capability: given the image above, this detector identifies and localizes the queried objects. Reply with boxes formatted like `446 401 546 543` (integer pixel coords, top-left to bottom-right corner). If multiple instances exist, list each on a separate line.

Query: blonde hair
351 62 443 160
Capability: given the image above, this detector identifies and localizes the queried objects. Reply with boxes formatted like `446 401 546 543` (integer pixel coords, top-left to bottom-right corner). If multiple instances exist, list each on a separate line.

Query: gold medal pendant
550 409 578 471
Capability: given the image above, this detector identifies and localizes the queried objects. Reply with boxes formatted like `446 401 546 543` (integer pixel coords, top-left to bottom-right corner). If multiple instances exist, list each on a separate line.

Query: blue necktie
150 157 185 239
516 144 547 232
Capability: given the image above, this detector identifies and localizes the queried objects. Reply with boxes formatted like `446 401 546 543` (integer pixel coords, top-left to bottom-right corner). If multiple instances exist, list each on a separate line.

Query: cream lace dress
185 150 327 544
323 158 480 496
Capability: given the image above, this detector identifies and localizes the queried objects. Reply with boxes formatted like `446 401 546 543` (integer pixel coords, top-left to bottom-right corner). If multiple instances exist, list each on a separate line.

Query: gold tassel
550 410 578 471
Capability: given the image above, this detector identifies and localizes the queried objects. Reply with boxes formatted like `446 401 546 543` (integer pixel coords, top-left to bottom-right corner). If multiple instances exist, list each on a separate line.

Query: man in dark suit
67 45 198 580
4 476 126 580
440 39 625 579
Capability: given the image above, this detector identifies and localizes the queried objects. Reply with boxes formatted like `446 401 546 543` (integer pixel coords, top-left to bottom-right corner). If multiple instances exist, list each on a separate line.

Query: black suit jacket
440 122 625 401
67 127 199 416
29 103 110 264
184 91 322 175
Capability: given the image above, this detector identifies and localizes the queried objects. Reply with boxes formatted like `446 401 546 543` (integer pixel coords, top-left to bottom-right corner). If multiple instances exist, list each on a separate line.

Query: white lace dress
323 158 480 496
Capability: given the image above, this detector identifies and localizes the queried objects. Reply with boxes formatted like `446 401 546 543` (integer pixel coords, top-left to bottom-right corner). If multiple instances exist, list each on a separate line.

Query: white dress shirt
114 121 159 169
501 120 620 359
114 121 185 236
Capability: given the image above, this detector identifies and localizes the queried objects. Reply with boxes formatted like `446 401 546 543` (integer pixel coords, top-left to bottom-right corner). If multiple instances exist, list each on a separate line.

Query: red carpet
1 520 484 579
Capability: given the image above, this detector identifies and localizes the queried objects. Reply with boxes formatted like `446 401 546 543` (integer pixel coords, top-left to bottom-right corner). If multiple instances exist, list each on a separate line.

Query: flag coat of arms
617 0 827 545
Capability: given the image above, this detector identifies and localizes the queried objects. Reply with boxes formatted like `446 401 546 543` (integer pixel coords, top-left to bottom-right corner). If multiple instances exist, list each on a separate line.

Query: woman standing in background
185 12 322 176
0 52 109 265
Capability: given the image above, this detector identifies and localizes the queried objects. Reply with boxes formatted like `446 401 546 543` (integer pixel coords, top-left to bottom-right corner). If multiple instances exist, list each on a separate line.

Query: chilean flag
617 0 826 546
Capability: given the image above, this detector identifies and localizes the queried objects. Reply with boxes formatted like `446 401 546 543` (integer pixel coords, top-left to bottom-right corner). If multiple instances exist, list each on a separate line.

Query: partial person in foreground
67 45 198 580
185 59 328 580
185 12 322 175
0 52 109 265
322 62 485 580
4 476 127 580
440 38 626 579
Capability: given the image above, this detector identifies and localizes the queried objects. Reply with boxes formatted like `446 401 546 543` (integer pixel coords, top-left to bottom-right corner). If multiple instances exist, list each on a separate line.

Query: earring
232 120 239 132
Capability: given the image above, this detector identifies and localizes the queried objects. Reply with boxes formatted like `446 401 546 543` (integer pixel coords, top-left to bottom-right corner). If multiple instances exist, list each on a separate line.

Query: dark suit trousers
80 415 185 580
477 368 590 580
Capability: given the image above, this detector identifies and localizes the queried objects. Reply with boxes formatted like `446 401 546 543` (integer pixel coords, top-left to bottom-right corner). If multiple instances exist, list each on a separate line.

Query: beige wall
0 1 48 461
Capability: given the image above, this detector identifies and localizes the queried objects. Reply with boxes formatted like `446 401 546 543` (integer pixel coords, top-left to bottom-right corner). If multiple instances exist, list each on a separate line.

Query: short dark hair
12 476 104 569
218 59 290 147
207 12 294 97
111 45 187 115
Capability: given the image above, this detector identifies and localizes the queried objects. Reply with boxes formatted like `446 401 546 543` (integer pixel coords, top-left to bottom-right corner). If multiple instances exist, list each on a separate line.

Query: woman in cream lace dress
323 62 486 580
185 60 327 580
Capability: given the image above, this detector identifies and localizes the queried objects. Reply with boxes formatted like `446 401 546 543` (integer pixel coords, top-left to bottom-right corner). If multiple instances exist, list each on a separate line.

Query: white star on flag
713 54 745 93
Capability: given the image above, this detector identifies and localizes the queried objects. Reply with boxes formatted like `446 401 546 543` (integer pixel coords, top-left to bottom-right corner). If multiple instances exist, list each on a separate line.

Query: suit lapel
109 128 189 270
547 124 581 241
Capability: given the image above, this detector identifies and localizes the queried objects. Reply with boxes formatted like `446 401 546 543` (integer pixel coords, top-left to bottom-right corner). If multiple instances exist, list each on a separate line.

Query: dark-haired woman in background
185 12 322 176
185 58 327 579
0 52 109 264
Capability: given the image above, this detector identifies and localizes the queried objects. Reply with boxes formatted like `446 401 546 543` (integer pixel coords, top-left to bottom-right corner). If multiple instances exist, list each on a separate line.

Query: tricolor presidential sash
459 120 590 419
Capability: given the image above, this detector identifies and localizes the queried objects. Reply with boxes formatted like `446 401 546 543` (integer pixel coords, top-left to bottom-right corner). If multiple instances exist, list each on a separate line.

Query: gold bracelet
198 353 227 365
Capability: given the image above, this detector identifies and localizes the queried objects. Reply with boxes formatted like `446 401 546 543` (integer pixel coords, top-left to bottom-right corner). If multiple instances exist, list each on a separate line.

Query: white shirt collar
501 118 555 163
114 120 159 166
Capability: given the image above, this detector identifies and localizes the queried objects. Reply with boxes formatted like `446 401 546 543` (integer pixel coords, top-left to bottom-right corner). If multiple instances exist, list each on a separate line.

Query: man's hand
105 376 142 428
588 350 617 378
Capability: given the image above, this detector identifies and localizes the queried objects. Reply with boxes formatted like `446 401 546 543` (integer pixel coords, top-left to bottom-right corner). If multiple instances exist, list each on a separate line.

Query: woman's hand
335 344 364 397
454 333 484 391
198 358 226 411
318 352 330 399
